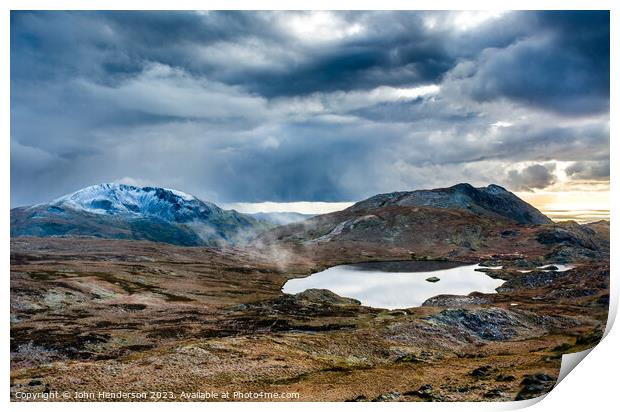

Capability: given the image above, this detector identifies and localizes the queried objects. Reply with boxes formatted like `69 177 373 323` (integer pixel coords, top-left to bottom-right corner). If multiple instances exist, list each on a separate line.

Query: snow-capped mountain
51 183 224 223
11 183 272 246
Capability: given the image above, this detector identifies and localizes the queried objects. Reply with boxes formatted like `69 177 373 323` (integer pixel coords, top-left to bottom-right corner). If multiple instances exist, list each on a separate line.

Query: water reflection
282 261 505 310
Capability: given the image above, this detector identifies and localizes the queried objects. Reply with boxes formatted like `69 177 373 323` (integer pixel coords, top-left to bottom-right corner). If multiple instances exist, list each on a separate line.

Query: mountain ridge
11 183 272 246
11 182 553 248
350 183 551 225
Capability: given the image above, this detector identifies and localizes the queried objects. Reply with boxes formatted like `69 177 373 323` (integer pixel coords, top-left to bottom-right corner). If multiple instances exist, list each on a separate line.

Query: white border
3 2 617 411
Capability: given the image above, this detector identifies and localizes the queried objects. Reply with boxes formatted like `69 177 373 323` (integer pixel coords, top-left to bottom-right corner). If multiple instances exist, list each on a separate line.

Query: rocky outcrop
295 289 361 305
536 223 599 250
422 308 554 342
515 373 556 400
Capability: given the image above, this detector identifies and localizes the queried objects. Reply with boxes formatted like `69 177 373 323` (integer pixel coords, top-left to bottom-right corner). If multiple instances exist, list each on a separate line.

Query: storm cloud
10 11 609 207
507 163 557 191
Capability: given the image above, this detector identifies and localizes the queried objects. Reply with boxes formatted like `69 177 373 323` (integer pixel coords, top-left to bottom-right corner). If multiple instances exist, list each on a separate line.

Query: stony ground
10 232 609 402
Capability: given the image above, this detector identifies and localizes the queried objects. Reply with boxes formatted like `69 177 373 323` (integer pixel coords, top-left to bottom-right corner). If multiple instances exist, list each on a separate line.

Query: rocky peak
350 183 551 225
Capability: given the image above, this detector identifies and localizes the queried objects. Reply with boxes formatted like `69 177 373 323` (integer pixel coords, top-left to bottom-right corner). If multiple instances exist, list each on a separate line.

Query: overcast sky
10 11 609 207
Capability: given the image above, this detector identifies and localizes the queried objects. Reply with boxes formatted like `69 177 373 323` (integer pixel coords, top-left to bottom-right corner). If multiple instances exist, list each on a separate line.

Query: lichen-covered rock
423 308 547 341
515 373 557 400
295 288 361 305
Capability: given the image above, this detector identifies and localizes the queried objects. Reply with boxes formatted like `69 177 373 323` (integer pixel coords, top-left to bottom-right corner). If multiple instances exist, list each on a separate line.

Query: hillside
256 183 606 264
10 183 272 246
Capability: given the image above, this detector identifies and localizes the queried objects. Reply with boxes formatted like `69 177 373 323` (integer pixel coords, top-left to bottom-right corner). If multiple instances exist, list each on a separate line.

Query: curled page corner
506 395 548 409
556 348 594 385
603 287 617 339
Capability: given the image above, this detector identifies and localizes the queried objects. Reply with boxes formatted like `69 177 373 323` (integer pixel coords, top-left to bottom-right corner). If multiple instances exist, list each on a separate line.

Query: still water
282 261 505 310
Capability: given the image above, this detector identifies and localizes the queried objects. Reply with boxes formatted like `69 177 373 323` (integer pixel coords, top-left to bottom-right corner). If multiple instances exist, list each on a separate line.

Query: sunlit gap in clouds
224 201 354 215
516 191 610 224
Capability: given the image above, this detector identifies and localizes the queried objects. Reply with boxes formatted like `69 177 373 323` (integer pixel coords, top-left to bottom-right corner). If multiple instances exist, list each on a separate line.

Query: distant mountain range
251 211 315 225
11 182 556 248
10 183 272 246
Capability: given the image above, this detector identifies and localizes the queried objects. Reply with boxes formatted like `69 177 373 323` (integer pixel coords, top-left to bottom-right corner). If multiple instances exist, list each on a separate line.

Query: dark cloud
565 160 610 181
7 11 539 96
10 11 609 207
507 164 557 191
447 11 609 115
